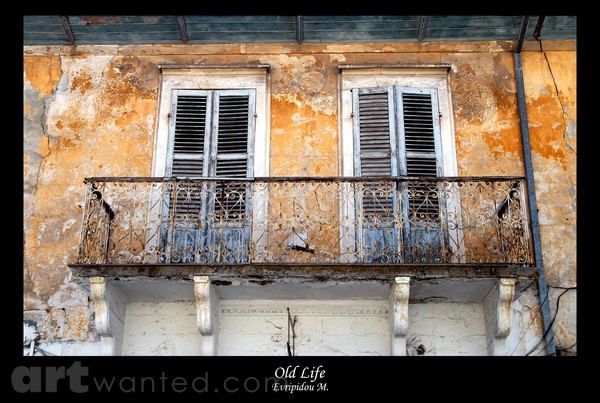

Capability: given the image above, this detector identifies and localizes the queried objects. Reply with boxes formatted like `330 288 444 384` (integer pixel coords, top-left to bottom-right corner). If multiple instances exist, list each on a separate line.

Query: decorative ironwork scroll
76 177 532 265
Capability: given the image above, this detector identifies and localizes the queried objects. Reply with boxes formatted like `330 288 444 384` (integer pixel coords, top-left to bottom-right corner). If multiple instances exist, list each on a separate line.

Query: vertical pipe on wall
513 16 556 356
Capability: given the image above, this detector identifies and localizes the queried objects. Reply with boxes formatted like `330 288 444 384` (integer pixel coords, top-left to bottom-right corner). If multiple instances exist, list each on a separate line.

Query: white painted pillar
90 277 127 356
193 276 220 356
389 276 410 356
483 278 517 356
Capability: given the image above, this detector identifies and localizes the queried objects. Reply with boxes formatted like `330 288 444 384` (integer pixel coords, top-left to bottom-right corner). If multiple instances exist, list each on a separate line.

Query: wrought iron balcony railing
75 177 533 266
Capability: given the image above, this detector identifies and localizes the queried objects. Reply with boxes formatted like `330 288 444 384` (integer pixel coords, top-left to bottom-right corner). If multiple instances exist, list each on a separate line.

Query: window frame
148 65 270 262
338 65 457 178
153 64 270 178
338 65 463 263
167 88 256 179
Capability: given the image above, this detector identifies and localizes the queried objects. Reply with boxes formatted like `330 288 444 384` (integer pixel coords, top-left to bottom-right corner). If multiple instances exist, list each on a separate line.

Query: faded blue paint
23 15 576 46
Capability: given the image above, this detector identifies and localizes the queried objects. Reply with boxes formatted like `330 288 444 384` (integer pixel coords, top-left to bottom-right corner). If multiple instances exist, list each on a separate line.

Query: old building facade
23 16 576 356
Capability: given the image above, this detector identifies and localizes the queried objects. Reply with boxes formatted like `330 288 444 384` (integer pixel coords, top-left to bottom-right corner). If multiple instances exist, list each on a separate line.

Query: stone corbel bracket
89 276 127 356
193 276 220 355
390 276 410 355
484 277 517 355
497 278 517 338
90 276 114 356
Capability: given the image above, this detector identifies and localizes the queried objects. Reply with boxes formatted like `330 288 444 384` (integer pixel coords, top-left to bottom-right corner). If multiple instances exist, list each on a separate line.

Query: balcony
72 177 533 275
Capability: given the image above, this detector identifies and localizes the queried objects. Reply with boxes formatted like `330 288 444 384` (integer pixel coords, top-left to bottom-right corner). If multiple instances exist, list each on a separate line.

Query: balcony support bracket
390 276 411 356
194 275 220 356
90 276 127 356
483 277 517 356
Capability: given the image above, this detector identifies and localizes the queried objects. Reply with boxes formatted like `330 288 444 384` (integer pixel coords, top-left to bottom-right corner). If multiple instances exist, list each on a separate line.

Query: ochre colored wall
23 42 576 350
450 51 525 176
523 50 577 348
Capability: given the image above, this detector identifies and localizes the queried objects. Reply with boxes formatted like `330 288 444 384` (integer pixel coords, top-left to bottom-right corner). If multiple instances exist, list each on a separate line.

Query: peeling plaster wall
23 42 576 354
522 50 577 352
121 301 202 356
218 299 390 356
269 55 339 176
407 302 487 356
23 54 159 344
448 52 526 176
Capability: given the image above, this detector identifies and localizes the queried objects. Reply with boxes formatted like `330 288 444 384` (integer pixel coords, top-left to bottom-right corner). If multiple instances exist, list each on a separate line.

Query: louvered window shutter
168 89 255 221
212 91 255 178
211 90 255 220
396 88 443 220
353 87 397 216
353 87 442 218
353 87 397 177
168 90 211 220
396 88 441 177
169 90 211 177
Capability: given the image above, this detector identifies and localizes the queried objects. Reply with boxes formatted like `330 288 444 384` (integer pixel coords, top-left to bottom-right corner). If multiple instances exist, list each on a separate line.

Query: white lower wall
406 302 487 356
23 341 104 356
117 299 489 356
218 299 390 356
121 301 201 356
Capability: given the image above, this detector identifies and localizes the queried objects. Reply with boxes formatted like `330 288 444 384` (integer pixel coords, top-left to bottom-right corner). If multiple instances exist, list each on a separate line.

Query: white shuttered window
168 89 256 179
339 68 458 263
167 89 255 222
352 85 446 263
353 86 443 220
353 86 442 179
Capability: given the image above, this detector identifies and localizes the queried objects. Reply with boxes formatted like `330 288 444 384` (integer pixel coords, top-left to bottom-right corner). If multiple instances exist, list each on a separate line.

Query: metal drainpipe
513 16 556 356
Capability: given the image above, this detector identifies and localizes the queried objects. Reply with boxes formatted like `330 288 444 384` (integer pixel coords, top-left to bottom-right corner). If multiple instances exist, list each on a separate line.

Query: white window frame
168 88 257 179
153 64 270 178
339 64 457 177
147 65 270 261
338 65 463 263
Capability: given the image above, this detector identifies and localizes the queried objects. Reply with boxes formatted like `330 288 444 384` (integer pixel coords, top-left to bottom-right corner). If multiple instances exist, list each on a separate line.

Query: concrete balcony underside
74 264 532 356
70 263 537 303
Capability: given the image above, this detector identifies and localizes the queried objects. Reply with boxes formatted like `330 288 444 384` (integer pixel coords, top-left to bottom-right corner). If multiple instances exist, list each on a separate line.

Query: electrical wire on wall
509 290 550 356
525 287 577 356
509 285 576 356
525 286 576 356
287 307 297 356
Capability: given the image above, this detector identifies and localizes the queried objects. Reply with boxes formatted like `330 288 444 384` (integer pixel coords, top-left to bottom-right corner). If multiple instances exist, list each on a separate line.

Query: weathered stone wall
121 301 202 356
407 302 487 356
218 299 390 356
23 41 576 353
523 50 577 352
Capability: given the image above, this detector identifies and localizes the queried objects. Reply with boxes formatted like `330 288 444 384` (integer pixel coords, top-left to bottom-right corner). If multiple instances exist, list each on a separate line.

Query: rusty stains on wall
271 95 338 176
24 56 62 99
527 87 569 168
269 55 338 176
448 52 525 176
523 51 576 172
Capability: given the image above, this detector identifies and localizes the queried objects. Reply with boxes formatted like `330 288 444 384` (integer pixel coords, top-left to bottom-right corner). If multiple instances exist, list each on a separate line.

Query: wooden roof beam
60 15 75 45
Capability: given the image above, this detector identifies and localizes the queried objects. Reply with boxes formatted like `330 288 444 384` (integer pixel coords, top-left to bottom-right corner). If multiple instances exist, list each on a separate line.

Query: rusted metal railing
76 177 533 266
